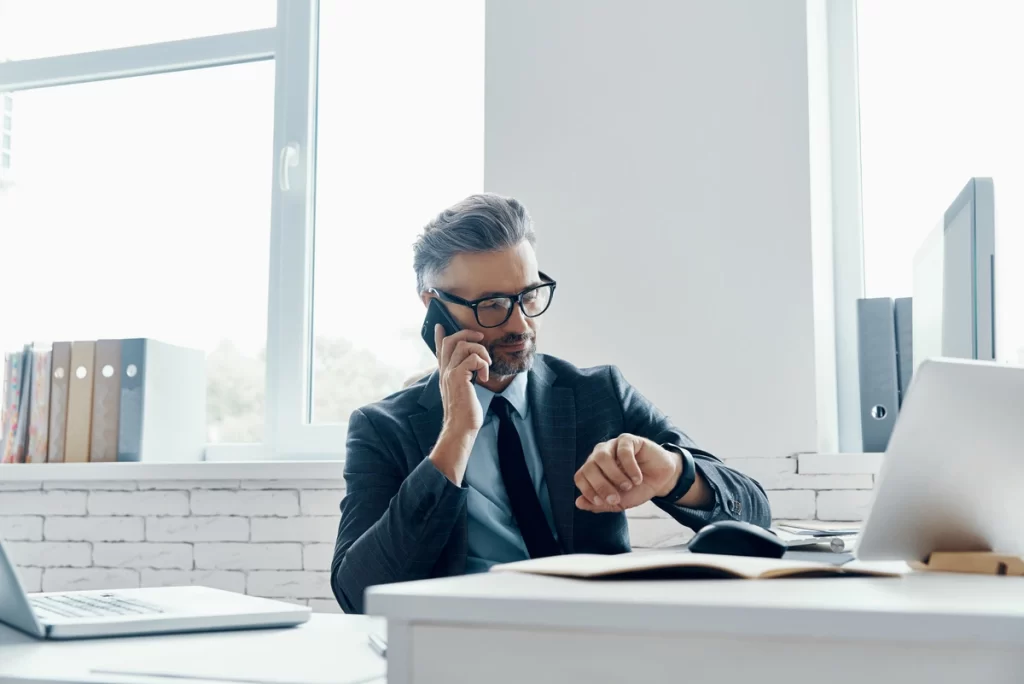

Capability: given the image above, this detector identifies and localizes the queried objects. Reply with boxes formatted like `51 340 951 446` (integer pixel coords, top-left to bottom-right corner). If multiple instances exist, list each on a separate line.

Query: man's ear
420 291 432 308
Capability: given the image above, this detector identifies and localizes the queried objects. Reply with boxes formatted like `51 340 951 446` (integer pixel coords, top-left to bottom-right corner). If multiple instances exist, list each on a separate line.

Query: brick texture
45 516 145 542
194 543 302 570
0 468 879 604
251 516 339 543
0 516 44 541
141 569 247 594
93 543 193 569
147 516 249 542
191 490 299 517
88 491 190 516
247 571 333 599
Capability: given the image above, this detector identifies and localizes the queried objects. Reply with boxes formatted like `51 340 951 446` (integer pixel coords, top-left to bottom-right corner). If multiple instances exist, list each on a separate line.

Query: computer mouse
687 520 787 558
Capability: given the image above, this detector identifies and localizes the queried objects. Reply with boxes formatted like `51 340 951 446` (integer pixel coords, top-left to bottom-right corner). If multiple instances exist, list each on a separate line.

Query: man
331 194 770 614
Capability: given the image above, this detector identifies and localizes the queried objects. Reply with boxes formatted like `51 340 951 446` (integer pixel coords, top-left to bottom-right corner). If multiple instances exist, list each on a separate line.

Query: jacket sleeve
608 366 772 530
330 408 467 614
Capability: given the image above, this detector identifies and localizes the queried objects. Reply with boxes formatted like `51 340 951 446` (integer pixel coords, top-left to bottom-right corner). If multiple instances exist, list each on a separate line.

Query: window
0 0 276 60
0 1 485 459
857 0 1024 361
1 132 8 150
2 114 10 131
0 63 273 442
309 0 484 424
1 152 9 169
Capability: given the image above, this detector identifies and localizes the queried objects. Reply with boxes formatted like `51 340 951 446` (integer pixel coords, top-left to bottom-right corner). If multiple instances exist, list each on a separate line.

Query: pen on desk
367 632 388 659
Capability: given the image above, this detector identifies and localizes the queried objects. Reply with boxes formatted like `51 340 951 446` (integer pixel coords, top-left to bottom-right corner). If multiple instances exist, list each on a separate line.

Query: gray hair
413 193 536 293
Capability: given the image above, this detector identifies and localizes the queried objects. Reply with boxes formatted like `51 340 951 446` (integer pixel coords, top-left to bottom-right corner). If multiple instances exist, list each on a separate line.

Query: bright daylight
0 2 1022 683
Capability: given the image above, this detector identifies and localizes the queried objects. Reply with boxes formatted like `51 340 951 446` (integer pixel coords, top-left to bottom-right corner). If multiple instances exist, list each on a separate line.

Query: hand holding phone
420 299 490 434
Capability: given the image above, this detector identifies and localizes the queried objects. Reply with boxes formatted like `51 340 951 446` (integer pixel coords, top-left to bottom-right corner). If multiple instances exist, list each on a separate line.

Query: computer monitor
912 177 996 373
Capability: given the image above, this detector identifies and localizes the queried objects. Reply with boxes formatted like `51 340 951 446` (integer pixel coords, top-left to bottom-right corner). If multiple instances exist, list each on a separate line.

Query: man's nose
503 303 530 333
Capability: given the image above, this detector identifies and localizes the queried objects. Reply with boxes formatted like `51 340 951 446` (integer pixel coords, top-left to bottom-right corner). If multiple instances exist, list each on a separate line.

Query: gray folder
858 298 900 452
894 297 913 405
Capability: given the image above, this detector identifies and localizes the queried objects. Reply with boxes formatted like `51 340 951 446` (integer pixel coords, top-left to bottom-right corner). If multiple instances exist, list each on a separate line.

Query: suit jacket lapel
410 372 444 459
528 357 576 553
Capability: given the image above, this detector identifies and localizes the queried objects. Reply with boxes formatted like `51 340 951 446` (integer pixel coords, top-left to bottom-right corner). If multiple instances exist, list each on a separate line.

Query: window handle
278 142 301 192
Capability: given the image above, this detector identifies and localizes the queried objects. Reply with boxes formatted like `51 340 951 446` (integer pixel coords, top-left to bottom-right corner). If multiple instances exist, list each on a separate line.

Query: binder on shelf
26 348 52 464
2 346 31 464
47 341 72 464
894 297 914 405
118 339 206 462
857 298 900 452
2 349 27 463
89 339 122 463
64 341 96 463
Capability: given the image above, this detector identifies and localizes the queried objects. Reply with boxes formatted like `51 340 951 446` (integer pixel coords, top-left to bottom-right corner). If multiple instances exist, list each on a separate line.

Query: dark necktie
491 395 561 559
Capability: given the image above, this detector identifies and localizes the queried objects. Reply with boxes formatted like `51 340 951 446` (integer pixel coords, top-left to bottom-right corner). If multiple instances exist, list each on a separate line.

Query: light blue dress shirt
463 372 559 573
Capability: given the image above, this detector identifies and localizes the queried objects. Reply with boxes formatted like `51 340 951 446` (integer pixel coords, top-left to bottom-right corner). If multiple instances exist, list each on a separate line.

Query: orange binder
46 342 72 464
89 339 121 463
64 341 96 463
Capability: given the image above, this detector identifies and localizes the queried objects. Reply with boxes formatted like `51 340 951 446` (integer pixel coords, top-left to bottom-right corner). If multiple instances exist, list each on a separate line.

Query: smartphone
421 298 463 356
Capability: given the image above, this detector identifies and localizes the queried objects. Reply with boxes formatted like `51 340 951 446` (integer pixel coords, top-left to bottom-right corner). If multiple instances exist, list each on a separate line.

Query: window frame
823 0 868 453
0 1 336 461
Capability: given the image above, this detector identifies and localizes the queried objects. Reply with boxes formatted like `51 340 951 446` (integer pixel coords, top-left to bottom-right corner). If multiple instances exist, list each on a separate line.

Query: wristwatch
651 443 697 505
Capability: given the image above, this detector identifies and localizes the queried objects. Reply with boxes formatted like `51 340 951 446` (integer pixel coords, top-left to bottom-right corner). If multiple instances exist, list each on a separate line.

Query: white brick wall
191 490 300 517
0 491 87 515
141 569 247 593
89 491 190 516
0 456 876 613
45 516 145 542
43 568 140 592
7 542 92 567
147 517 249 542
817 489 874 521
194 543 302 570
93 542 193 569
0 516 43 541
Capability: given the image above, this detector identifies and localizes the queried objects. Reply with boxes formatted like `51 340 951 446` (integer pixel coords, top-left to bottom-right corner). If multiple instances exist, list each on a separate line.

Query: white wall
485 0 829 459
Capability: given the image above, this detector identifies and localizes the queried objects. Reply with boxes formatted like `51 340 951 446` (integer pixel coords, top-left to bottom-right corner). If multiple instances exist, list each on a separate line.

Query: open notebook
490 552 907 580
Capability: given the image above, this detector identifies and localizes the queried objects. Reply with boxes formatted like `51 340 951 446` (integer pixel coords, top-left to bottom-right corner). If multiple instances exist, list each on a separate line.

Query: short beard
488 333 535 377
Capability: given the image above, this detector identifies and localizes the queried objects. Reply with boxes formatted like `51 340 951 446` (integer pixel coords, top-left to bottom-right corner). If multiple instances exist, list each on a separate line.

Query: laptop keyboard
30 593 165 620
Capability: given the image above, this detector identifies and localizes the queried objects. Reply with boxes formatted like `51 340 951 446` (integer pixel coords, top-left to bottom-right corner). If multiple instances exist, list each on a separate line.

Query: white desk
368 570 1024 684
0 614 386 684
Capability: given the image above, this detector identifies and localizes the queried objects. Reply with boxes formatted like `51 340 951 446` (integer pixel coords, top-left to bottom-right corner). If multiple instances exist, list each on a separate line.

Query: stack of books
1 339 207 464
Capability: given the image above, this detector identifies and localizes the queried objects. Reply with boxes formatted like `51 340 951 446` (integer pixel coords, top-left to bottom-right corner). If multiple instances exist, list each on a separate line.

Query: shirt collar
473 371 530 419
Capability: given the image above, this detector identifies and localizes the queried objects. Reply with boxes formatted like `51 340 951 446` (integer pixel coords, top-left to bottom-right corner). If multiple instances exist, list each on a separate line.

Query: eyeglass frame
427 272 557 329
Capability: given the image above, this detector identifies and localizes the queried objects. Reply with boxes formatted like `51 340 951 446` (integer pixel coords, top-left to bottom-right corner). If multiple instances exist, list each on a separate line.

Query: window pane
0 62 274 442
858 0 1024 361
0 0 276 60
310 0 484 424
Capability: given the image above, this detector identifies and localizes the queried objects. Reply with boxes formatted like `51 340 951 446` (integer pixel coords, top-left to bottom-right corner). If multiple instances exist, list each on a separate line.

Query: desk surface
0 614 386 684
367 568 1024 646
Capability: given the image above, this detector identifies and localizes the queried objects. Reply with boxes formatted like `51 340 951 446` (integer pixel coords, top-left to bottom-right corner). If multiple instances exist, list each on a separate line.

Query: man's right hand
430 325 491 484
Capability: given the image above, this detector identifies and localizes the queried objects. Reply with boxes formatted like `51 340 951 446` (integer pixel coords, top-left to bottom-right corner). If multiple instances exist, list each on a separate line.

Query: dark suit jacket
331 354 771 613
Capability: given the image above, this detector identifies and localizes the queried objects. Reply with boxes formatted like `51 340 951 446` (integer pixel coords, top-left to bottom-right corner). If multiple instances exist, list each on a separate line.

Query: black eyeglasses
429 272 557 329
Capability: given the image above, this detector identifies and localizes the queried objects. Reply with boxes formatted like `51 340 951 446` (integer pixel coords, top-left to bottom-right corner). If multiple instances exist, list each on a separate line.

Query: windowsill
0 460 345 482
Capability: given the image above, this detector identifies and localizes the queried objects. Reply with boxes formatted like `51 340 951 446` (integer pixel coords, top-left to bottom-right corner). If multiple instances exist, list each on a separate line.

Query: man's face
422 241 544 377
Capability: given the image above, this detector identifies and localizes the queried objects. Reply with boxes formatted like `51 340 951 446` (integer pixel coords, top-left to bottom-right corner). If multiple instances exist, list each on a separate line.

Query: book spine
47 342 72 463
27 349 52 464
1 353 13 462
2 349 26 463
89 339 122 463
118 339 146 462
64 341 96 463
13 346 32 462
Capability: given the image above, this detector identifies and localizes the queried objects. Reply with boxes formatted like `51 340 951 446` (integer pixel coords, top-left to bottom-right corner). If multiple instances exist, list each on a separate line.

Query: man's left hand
573 434 683 513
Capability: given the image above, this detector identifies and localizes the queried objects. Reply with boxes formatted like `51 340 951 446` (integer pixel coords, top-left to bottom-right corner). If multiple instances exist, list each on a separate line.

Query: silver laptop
857 358 1024 561
0 539 311 639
